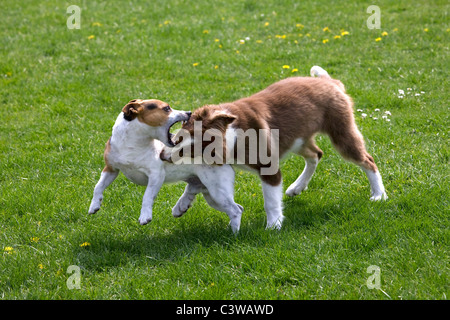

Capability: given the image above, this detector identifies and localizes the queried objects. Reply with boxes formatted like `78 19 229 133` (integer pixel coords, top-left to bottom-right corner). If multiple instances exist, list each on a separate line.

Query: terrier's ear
122 101 140 121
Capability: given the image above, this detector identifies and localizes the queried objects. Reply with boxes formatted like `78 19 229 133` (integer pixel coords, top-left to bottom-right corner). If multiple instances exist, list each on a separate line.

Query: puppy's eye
163 106 171 112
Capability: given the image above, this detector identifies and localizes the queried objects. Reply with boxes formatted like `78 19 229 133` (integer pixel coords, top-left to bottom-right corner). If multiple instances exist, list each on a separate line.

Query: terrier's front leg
139 173 165 225
88 168 119 214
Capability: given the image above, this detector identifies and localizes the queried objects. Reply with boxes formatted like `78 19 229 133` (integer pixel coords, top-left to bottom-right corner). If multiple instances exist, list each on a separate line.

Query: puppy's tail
310 66 331 79
310 65 345 92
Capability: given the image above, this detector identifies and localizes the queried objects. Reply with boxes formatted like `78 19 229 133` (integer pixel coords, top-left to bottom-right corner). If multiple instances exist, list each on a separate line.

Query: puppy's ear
122 101 140 121
209 112 236 129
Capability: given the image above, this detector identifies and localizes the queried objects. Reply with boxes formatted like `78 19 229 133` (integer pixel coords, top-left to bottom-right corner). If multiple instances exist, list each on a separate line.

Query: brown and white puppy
88 99 243 231
172 66 387 229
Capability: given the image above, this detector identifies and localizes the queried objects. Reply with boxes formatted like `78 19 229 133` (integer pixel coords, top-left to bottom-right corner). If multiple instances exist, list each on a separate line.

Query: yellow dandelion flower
264 22 269 27
323 27 330 32
214 38 220 42
282 65 290 69
164 20 171 25
87 35 95 40
235 50 240 54
203 30 209 34
38 264 44 269
92 22 102 27
291 68 298 73
322 39 329 44
393 28 398 32
423 28 429 32
192 62 199 67
306 33 311 37
256 40 263 44
214 65 219 69
446 28 450 32
4 246 14 254
294 40 298 44
296 23 304 29
30 237 39 243
381 31 388 36
341 31 349 36
334 35 341 39
375 37 382 42
218 44 223 48
80 242 91 248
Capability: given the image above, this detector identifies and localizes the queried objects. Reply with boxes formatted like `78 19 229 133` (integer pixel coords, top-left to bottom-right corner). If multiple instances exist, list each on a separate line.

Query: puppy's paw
370 192 388 201
266 215 285 230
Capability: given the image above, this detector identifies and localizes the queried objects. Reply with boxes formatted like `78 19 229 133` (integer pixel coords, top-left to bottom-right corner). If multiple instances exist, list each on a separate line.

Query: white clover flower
357 109 363 112
374 108 380 112
373 117 378 120
386 119 391 122
384 111 391 115
361 113 367 118
398 89 405 95
382 115 387 119
415 93 421 96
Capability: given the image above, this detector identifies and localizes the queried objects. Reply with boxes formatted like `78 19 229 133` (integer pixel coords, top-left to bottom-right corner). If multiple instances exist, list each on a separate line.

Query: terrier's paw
139 209 152 225
285 184 308 197
172 202 192 218
88 198 102 214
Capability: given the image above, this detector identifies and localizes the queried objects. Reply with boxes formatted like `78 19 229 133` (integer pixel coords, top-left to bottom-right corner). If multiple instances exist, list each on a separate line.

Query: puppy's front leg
139 172 165 225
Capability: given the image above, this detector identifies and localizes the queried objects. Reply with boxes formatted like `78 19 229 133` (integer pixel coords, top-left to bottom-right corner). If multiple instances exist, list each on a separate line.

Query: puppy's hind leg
329 124 387 201
88 167 119 214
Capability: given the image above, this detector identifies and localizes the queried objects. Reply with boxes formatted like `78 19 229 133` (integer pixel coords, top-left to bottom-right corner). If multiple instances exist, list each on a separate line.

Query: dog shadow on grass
74 197 344 271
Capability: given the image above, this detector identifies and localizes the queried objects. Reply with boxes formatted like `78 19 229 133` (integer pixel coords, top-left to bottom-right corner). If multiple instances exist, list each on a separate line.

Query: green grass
0 0 448 299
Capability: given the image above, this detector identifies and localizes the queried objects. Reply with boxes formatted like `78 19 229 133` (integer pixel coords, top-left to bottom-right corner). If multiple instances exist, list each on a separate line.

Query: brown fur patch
102 138 115 172
122 99 171 127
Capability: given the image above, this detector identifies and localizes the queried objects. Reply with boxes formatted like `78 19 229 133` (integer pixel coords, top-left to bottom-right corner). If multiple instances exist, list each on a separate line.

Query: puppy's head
122 99 191 147
171 105 236 162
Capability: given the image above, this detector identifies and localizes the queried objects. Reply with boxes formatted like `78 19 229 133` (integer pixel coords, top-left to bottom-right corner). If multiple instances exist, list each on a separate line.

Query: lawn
0 0 448 300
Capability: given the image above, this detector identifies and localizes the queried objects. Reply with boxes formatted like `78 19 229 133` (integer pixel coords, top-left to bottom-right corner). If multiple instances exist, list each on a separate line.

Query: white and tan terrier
88 99 243 231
